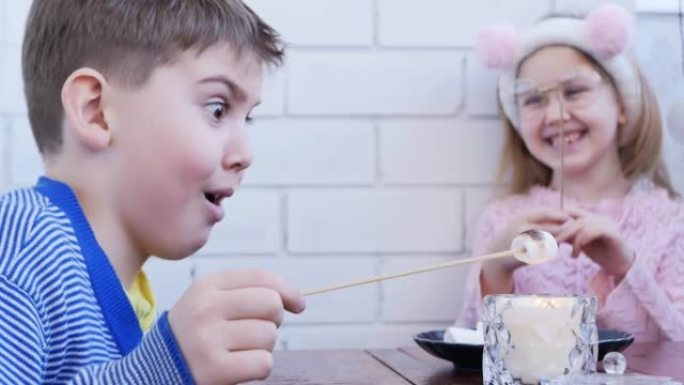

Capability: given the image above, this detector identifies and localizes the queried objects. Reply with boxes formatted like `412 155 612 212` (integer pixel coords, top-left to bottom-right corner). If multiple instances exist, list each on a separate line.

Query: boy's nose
222 129 253 172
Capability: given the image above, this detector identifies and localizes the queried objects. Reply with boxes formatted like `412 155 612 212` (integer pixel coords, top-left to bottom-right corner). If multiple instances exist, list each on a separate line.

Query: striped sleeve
73 313 194 384
0 193 194 384
0 285 194 385
0 276 47 383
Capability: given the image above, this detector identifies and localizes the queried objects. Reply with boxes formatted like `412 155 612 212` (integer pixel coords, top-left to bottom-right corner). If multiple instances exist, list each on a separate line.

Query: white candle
500 297 580 384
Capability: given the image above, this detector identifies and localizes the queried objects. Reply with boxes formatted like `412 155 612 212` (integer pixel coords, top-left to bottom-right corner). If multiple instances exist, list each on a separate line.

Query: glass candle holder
482 294 598 385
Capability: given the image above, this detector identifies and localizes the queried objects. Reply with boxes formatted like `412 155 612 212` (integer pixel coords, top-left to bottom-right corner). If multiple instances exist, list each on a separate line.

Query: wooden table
247 342 684 384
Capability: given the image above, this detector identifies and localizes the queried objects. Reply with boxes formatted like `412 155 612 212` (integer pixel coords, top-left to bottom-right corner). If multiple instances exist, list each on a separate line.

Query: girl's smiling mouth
543 128 588 149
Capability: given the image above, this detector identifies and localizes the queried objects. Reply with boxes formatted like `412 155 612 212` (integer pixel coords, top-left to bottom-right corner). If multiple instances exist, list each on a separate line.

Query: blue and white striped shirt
0 177 193 384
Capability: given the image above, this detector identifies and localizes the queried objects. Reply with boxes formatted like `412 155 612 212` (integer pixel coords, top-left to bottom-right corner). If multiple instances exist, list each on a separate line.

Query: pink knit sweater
456 181 684 342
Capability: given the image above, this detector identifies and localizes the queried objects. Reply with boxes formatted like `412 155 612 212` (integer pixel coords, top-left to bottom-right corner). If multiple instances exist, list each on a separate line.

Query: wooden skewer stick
559 99 565 210
303 248 524 296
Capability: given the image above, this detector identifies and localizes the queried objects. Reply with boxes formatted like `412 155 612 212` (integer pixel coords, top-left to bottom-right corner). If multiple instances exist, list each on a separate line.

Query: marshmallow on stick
511 229 558 264
303 230 559 296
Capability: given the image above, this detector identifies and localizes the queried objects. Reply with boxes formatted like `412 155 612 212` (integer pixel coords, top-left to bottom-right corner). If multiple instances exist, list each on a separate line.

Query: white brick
9 117 42 187
378 0 551 47
253 68 285 117
279 323 450 350
143 257 194 312
0 119 7 191
3 0 30 45
0 44 25 114
380 119 503 185
464 188 495 250
636 0 678 13
288 189 463 253
381 255 468 322
0 0 4 43
194 256 377 324
244 119 375 186
466 54 500 117
197 190 281 254
555 0 634 14
288 51 463 116
245 0 372 47
635 16 684 97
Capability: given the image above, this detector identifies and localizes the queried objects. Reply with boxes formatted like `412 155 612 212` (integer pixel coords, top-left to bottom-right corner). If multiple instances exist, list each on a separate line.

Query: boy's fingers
220 319 278 352
219 287 285 325
204 270 306 314
217 350 275 384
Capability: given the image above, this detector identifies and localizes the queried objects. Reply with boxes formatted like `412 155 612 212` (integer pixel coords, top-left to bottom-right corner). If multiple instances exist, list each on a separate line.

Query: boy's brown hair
22 0 284 156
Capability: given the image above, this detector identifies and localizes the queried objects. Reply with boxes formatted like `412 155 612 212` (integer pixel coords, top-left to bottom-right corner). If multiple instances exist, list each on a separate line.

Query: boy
0 0 306 384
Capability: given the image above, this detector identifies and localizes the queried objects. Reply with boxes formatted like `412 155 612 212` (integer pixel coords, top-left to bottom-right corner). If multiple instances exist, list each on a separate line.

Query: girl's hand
485 207 570 271
555 207 634 280
481 207 570 295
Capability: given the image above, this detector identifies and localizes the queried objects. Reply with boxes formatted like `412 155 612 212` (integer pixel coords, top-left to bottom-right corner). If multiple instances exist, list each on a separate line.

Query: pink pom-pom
476 24 518 70
585 4 634 59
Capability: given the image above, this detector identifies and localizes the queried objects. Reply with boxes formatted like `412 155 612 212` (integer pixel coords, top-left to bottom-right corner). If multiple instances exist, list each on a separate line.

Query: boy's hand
168 270 306 385
555 207 634 280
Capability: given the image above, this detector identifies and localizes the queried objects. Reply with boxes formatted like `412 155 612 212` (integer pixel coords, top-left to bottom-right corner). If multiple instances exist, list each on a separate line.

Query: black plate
413 329 634 372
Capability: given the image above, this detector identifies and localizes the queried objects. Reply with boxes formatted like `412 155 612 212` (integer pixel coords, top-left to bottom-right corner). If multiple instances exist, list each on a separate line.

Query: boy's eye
206 101 227 120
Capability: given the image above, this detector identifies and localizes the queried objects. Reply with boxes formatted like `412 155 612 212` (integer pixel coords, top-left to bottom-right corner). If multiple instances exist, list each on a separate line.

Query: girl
457 4 684 342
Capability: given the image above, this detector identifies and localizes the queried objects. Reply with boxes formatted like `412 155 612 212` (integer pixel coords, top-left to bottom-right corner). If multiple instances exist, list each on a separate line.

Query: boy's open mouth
204 190 232 206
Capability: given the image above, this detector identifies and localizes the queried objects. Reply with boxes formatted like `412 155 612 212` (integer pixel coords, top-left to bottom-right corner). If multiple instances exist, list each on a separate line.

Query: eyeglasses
505 71 605 126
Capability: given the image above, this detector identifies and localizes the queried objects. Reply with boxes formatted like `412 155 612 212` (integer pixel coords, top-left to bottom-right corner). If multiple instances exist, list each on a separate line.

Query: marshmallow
444 323 484 345
511 229 558 264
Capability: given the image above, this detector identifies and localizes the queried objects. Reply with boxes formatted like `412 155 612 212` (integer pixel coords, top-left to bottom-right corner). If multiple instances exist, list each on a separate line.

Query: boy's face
105 43 261 259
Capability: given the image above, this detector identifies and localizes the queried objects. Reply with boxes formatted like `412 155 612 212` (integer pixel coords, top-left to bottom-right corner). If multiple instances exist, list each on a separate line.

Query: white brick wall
288 189 462 253
380 255 469 322
194 256 378 324
253 69 285 117
6 0 684 352
464 188 497 249
466 55 500 117
244 119 376 185
555 0 633 14
379 119 503 184
0 119 7 191
198 190 283 254
3 0 30 45
9 116 41 187
247 0 374 47
287 51 463 116
377 0 552 47
0 43 23 115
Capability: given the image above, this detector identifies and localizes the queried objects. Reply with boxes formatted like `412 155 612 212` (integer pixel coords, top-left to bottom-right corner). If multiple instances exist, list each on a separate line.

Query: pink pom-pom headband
477 3 641 132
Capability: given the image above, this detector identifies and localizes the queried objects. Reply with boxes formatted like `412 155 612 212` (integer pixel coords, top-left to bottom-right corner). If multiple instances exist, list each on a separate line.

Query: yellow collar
126 270 157 332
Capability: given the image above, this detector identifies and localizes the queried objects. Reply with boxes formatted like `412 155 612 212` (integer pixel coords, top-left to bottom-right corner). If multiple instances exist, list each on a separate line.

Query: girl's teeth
551 132 581 147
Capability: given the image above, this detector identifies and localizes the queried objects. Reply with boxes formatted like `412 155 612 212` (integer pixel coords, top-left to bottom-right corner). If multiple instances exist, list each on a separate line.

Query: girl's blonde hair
496 53 677 198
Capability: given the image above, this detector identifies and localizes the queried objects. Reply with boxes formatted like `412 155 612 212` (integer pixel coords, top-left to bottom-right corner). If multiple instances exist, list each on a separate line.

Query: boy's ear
61 68 112 151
